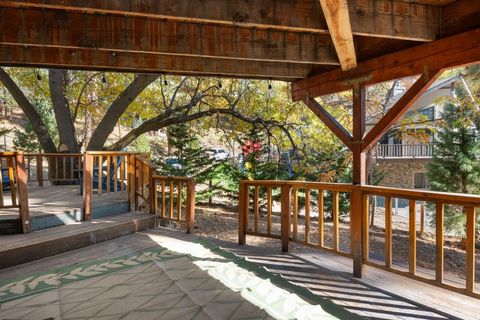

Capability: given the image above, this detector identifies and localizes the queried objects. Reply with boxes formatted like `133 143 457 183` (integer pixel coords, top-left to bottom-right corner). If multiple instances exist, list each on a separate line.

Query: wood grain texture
319 0 357 70
292 28 480 99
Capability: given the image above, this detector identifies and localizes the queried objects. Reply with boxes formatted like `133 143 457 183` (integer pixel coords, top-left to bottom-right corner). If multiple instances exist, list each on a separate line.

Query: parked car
165 157 182 170
208 148 229 161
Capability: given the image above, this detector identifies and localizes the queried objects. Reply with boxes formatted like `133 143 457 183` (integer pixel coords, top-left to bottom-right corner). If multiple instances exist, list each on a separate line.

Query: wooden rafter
0 0 441 42
306 97 353 149
362 69 442 151
291 28 480 100
319 0 357 71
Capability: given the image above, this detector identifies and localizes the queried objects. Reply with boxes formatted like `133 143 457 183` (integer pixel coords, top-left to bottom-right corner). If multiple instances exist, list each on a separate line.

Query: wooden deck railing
24 153 83 185
0 152 30 233
82 151 136 219
83 152 195 233
238 180 480 299
151 176 195 233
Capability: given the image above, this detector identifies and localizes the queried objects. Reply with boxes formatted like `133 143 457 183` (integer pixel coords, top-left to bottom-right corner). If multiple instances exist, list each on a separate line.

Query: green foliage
158 123 216 183
427 87 480 235
131 134 151 153
13 99 58 152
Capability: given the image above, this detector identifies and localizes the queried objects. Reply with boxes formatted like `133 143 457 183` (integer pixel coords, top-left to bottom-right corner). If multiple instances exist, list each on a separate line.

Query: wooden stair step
0 212 155 269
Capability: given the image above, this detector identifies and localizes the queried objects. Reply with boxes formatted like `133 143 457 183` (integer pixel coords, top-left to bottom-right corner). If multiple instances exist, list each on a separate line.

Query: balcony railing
375 143 435 158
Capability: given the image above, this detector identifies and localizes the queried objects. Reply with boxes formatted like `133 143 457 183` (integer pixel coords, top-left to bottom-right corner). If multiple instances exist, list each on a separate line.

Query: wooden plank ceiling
0 0 478 83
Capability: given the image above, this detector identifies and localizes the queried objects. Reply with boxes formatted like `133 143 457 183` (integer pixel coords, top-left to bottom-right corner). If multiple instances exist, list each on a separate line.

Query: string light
267 80 272 90
163 75 168 86
102 74 107 83
218 81 222 88
36 72 42 81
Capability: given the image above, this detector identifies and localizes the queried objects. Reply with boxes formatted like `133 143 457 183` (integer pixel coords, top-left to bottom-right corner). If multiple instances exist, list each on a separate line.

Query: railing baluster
362 193 370 261
169 180 174 218
409 199 417 275
154 179 158 216
238 182 247 244
305 189 310 244
114 155 119 193
98 155 103 195
318 189 324 247
36 154 43 186
281 184 292 252
55 156 59 181
8 157 16 206
62 156 66 180
385 196 392 268
106 156 111 193
435 201 444 283
266 186 272 235
333 191 339 251
254 185 259 234
177 181 183 221
161 180 166 217
292 188 298 240
465 206 475 292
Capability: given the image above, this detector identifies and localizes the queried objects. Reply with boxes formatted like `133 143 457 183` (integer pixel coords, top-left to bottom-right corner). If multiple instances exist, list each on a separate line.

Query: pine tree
427 86 480 234
160 123 215 184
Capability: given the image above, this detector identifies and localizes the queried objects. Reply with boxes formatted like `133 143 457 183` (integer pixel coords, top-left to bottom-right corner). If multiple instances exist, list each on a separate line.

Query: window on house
418 107 434 121
413 172 428 189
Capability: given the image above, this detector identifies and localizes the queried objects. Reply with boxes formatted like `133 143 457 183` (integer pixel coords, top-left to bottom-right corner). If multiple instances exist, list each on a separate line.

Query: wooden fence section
82 151 134 219
0 152 30 233
151 176 195 234
24 153 83 185
238 180 480 299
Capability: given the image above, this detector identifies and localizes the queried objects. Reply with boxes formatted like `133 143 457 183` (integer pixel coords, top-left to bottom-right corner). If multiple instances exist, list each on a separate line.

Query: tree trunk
48 69 80 152
87 74 158 151
0 68 57 153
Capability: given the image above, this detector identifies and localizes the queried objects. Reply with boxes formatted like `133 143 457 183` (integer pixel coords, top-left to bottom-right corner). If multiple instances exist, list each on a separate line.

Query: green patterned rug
0 239 359 320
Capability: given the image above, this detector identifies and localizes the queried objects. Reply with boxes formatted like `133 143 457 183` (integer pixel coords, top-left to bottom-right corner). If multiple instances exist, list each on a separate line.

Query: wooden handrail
238 179 480 299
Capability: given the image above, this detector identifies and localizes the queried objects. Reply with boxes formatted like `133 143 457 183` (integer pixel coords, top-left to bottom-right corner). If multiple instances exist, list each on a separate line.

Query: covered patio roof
0 0 478 81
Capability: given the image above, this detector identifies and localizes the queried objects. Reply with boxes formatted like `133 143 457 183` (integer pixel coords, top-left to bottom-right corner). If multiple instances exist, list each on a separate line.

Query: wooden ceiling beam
0 0 440 42
0 44 312 80
440 0 480 37
291 28 480 100
0 7 338 66
320 0 357 71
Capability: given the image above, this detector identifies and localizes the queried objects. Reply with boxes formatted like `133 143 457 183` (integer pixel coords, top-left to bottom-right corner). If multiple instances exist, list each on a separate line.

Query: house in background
368 74 474 189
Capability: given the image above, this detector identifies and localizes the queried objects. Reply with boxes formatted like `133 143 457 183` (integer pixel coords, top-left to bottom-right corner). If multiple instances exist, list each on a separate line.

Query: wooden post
127 154 136 211
351 84 367 278
185 178 195 234
238 181 247 245
82 152 93 220
15 152 30 233
280 184 292 252
36 154 43 186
